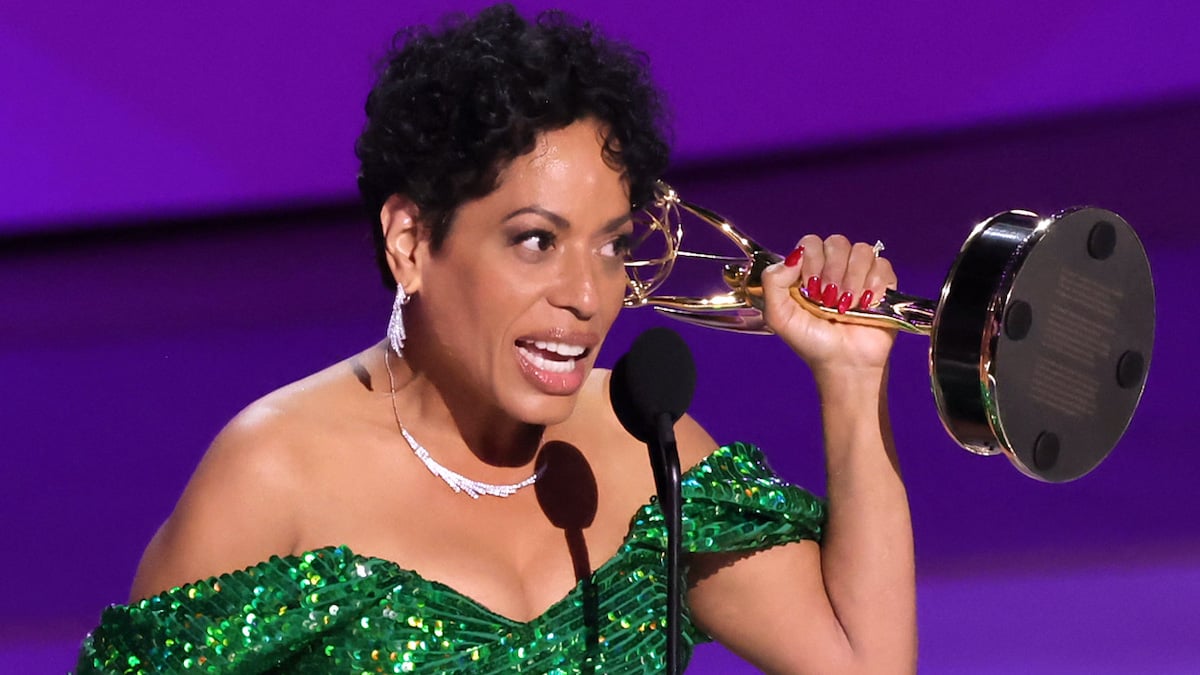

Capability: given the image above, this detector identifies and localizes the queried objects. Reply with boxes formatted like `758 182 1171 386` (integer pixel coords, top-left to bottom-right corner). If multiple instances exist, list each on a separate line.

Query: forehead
495 120 629 204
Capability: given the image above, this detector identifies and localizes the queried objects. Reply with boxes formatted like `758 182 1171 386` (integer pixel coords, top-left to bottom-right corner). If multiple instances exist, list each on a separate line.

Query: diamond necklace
384 349 540 499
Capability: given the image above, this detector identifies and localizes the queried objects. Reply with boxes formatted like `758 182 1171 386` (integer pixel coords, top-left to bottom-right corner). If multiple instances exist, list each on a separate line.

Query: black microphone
610 327 696 675
610 327 697 441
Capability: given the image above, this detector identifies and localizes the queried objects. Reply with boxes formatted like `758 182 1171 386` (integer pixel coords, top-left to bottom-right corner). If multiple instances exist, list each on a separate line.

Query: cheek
450 266 544 345
419 268 495 352
602 264 631 312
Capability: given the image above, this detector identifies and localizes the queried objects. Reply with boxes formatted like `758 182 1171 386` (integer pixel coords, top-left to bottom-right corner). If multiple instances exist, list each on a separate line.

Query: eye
514 229 555 253
599 234 632 259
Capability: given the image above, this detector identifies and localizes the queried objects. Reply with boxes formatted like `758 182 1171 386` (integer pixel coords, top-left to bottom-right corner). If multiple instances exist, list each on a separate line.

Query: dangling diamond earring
387 284 410 356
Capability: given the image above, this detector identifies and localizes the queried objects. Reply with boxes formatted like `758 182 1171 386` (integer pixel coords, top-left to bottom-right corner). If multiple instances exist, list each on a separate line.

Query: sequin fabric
77 443 824 674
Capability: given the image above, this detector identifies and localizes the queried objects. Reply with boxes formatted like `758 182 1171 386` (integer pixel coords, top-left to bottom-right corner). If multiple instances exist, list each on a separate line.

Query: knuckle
851 241 875 256
824 234 851 250
798 234 824 252
868 260 899 287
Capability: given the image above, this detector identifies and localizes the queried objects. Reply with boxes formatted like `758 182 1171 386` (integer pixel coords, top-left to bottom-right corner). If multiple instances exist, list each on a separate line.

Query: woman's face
409 118 634 426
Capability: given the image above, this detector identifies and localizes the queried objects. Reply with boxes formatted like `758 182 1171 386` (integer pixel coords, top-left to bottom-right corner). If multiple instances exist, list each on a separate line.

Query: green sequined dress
77 443 824 674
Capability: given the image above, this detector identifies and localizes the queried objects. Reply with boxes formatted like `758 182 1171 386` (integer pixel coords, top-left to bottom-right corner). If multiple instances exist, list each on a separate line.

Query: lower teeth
520 346 576 373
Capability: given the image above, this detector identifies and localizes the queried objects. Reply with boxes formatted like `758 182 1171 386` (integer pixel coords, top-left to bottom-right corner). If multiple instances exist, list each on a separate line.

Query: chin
509 392 581 427
497 370 592 426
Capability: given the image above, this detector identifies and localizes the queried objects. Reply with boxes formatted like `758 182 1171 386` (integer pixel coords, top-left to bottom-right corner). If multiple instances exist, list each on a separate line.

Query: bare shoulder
129 356 369 601
674 413 720 473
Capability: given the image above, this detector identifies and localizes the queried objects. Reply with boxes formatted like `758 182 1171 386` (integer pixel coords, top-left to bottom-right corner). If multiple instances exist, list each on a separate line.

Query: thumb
759 253 805 330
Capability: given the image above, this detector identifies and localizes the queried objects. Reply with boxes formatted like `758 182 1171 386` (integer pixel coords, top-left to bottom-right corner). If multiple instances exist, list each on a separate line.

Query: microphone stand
651 411 682 675
608 327 695 673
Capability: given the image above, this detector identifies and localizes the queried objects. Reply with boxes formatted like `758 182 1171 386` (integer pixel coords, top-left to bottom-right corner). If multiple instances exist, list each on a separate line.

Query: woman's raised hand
759 234 899 377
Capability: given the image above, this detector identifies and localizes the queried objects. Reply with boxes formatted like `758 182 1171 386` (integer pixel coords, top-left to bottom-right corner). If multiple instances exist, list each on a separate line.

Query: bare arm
686 235 916 674
814 365 914 668
129 405 303 601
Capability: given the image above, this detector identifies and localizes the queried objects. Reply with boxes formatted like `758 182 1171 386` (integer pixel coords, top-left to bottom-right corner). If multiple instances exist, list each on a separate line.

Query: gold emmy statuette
623 182 1154 482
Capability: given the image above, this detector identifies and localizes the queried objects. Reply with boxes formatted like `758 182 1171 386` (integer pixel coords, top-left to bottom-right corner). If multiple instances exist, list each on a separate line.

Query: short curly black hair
355 3 671 289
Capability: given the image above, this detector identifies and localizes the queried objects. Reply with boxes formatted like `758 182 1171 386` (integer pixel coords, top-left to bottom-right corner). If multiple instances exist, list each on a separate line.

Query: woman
78 5 914 673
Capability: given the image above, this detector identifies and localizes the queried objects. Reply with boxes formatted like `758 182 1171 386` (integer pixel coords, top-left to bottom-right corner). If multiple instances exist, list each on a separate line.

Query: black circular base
932 207 1154 482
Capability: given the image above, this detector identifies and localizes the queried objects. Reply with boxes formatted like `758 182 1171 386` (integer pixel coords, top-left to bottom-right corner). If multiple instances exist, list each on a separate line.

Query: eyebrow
504 205 632 232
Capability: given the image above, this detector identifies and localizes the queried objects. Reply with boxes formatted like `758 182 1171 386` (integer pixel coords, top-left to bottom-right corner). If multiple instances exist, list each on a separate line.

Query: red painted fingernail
821 282 839 307
806 276 822 299
784 245 804 267
859 289 874 309
837 291 854 314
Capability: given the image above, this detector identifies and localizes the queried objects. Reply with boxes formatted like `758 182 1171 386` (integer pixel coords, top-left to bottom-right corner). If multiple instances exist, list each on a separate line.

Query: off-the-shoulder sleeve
681 442 825 553
75 546 390 674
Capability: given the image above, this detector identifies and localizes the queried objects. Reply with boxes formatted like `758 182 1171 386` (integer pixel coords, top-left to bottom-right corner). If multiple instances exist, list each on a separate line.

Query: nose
548 250 602 320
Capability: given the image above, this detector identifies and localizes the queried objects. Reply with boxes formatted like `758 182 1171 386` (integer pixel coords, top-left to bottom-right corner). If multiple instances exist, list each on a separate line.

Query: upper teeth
533 340 586 357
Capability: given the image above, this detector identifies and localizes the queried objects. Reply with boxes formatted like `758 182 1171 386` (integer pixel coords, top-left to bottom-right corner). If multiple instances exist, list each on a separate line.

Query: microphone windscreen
610 327 697 442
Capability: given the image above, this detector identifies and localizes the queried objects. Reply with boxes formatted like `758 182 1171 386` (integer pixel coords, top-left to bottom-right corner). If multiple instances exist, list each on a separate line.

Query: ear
380 194 424 295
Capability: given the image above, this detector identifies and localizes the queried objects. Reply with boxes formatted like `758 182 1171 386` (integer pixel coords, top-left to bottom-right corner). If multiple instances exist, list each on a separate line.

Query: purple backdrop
3 1 1200 231
3 2 1199 672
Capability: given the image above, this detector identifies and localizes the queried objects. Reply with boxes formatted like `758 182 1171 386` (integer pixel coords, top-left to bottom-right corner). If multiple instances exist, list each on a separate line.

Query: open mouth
515 339 590 374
